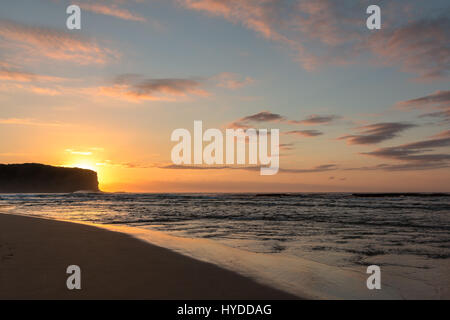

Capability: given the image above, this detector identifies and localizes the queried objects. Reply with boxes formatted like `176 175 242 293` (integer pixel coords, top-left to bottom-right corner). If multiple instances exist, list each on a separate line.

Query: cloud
369 17 450 81
78 2 147 23
0 64 76 97
0 66 64 83
98 74 209 102
359 130 450 171
240 111 285 122
338 122 416 145
280 164 338 173
158 163 338 173
177 0 363 71
177 0 357 70
65 147 104 156
29 86 62 96
65 149 92 156
419 110 450 123
0 118 65 127
178 0 292 43
214 72 254 89
227 111 338 129
0 152 30 157
290 114 339 125
432 130 450 139
159 164 256 170
0 69 35 82
227 111 285 129
396 90 450 109
178 1 450 81
347 162 450 172
364 130 450 160
396 90 450 124
0 70 208 103
0 80 85 98
279 143 294 150
0 19 118 65
95 160 156 169
283 130 323 137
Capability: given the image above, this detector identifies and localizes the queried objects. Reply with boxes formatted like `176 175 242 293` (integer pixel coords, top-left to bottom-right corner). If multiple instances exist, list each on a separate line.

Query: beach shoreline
0 213 299 299
1 206 447 300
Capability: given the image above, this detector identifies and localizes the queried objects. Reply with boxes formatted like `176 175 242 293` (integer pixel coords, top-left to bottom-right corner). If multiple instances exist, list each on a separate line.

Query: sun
64 160 97 172
73 163 97 171
60 159 110 187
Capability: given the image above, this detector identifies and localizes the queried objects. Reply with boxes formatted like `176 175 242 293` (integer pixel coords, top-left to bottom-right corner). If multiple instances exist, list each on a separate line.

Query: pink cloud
0 68 65 83
214 72 254 89
180 0 289 43
179 1 449 81
78 2 147 23
0 19 118 65
369 17 450 81
0 69 35 82
177 0 359 71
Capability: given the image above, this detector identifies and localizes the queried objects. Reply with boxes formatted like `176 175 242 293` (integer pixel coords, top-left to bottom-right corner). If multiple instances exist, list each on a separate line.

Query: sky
0 0 449 192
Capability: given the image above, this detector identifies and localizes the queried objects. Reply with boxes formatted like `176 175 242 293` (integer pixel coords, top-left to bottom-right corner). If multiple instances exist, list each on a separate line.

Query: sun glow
63 160 98 172
66 160 119 188
71 162 97 171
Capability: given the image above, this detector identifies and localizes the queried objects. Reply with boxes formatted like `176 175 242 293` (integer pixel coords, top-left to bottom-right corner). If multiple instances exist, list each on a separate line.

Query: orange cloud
79 2 147 23
214 72 254 89
0 19 118 65
30 86 62 96
0 118 65 127
0 68 64 83
65 149 93 156
0 69 35 82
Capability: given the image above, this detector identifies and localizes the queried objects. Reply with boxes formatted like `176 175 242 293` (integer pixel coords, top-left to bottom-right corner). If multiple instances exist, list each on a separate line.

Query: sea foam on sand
79 221 413 299
2 206 446 299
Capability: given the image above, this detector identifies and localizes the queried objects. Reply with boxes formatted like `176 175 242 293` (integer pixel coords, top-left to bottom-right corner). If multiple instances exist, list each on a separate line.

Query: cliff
0 163 99 193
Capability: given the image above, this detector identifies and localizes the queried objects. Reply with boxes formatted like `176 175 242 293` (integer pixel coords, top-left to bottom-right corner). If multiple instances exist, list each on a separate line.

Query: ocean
1 192 449 299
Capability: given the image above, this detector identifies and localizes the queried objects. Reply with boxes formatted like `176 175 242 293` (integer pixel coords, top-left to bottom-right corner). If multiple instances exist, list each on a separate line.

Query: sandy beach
0 213 298 299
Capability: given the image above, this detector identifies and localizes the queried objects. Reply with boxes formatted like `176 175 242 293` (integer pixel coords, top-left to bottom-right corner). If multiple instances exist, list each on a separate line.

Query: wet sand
0 213 298 299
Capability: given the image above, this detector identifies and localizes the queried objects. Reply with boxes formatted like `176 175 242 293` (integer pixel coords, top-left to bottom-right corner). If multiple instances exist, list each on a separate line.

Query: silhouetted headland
0 163 99 193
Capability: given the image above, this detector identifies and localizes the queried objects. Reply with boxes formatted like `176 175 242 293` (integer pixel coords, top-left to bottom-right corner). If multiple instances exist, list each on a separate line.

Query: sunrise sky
0 0 449 192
